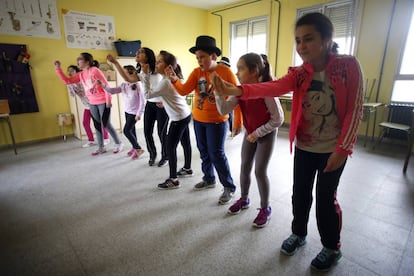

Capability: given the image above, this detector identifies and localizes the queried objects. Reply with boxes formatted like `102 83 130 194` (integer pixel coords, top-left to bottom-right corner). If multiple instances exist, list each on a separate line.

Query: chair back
0 99 10 114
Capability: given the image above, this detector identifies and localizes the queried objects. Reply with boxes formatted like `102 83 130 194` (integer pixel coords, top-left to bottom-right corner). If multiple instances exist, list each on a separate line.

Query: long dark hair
67 65 80 73
137 47 156 74
159 50 183 79
240 53 272 83
79 52 94 67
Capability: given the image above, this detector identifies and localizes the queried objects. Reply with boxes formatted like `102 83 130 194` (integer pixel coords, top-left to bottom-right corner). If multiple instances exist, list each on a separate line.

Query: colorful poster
0 0 61 39
62 9 116 50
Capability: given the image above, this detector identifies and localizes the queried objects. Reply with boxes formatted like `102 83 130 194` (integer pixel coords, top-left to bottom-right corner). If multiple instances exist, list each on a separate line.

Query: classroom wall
0 0 206 146
1 0 413 147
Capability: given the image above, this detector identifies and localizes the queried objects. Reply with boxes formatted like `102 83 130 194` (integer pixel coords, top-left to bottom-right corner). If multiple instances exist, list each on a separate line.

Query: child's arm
107 54 139 82
214 94 238 115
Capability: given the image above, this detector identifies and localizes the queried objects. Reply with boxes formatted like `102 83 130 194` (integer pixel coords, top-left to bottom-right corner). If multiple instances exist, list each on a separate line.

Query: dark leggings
292 147 346 250
240 130 276 209
144 102 168 160
123 112 142 149
166 115 192 179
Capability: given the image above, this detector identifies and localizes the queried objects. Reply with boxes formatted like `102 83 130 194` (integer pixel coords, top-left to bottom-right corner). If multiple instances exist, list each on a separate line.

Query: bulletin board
0 43 39 114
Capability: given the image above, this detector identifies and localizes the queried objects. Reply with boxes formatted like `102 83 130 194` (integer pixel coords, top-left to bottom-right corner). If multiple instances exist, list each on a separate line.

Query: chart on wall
0 0 61 39
62 9 116 50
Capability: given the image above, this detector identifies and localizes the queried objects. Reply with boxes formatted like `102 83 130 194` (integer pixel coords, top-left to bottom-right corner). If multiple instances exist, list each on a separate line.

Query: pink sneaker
227 198 250 215
113 143 123 154
253 207 272 228
91 147 107 156
131 149 144 160
127 148 135 156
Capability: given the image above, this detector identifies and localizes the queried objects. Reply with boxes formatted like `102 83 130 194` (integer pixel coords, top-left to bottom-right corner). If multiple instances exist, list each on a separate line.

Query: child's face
135 48 147 64
124 67 136 75
295 24 329 66
236 59 256 84
195 50 214 71
155 55 167 75
67 67 77 77
77 56 87 69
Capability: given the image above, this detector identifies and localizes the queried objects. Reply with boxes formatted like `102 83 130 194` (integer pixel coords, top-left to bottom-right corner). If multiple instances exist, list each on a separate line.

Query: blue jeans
193 120 235 191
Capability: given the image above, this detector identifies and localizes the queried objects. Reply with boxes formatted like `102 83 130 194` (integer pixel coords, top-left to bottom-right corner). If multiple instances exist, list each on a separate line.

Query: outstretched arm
107 54 139 83
210 72 242 96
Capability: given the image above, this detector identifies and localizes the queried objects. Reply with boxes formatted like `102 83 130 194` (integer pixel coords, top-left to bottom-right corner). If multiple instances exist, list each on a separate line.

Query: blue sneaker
311 247 342 271
280 234 306 256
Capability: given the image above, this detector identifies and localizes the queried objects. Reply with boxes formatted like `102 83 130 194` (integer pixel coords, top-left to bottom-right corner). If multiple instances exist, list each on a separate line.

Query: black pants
144 102 168 161
292 147 346 250
123 112 142 149
166 115 192 179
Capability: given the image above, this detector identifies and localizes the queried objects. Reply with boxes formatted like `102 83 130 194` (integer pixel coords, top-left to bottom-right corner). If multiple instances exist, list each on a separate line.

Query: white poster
0 0 61 39
62 9 116 50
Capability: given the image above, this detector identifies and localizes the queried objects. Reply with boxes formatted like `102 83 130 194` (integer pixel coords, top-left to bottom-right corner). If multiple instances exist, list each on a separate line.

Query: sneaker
82 141 95 148
158 159 168 167
91 147 107 156
104 139 110 145
131 149 144 160
228 198 250 214
113 143 123 154
127 148 135 156
218 188 234 205
149 158 155 166
158 178 180 190
193 180 216 190
177 168 193 178
311 247 342 271
253 207 272 228
280 234 306 256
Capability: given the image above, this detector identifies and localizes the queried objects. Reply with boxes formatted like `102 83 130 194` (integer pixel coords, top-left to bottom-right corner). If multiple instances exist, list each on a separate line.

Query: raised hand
54 60 61 68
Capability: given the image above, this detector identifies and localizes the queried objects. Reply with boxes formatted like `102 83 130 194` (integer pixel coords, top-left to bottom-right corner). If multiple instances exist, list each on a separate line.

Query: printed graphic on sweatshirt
297 77 340 152
196 76 215 110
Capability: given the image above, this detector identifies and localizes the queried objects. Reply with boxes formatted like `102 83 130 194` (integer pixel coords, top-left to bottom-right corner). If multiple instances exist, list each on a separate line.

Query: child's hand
210 72 242 96
107 54 116 63
106 102 112 108
156 101 164 108
54 60 61 68
246 132 258 143
135 115 141 121
166 65 178 83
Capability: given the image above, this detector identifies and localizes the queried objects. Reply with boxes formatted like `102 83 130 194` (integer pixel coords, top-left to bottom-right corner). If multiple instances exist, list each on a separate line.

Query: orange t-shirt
173 64 242 127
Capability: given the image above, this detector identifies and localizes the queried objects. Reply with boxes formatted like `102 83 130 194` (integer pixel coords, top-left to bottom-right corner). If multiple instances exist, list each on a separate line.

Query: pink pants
83 109 109 142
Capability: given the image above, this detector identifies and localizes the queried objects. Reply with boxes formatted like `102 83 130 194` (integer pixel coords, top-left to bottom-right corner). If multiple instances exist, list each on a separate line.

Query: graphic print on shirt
299 78 340 149
196 76 215 110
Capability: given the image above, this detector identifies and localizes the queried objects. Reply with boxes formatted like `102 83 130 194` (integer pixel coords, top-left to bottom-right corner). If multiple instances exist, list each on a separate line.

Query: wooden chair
0 99 17 154
373 104 414 172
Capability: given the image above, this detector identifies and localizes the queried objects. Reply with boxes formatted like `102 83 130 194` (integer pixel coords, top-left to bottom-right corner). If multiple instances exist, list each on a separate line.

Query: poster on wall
62 9 116 50
0 0 61 39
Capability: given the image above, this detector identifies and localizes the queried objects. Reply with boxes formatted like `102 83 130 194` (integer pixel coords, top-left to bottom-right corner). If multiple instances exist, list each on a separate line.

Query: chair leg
372 128 386 150
403 131 413 173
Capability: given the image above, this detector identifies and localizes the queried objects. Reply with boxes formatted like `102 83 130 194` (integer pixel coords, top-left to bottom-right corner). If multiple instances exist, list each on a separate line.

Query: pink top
55 66 111 105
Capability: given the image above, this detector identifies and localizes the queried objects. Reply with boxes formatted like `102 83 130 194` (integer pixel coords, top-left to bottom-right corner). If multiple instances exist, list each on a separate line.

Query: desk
363 102 383 147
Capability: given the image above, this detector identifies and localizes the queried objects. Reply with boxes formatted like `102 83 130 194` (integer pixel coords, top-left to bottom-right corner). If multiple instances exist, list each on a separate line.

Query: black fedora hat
218 56 231 67
189 35 221 56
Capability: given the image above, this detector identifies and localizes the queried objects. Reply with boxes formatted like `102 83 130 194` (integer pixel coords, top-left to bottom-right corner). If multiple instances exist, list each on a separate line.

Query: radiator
385 103 414 139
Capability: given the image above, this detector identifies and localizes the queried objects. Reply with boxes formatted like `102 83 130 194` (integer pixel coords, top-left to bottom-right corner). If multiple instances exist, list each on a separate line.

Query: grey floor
1 126 413 276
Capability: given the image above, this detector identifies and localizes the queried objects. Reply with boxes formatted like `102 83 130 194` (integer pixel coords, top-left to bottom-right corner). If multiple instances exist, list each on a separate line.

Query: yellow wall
1 0 413 147
0 0 206 145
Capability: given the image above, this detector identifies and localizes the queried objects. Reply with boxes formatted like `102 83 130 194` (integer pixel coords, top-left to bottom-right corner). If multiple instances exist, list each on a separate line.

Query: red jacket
240 54 364 156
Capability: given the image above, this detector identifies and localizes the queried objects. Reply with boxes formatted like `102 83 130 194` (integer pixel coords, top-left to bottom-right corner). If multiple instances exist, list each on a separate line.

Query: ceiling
164 0 242 10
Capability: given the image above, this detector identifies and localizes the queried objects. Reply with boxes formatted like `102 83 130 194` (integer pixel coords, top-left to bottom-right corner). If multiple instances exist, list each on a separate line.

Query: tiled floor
0 127 413 276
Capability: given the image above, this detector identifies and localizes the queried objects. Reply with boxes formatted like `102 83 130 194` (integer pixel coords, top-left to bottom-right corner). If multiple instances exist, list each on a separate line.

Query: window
391 9 414 103
230 17 268 69
294 0 358 65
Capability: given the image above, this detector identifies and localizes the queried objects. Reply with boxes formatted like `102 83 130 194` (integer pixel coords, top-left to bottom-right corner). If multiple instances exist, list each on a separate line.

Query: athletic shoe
149 158 155 166
157 178 180 189
228 198 250 214
193 180 216 190
82 141 95 148
158 159 168 167
91 147 107 156
131 149 144 160
177 168 193 177
311 247 342 271
104 139 110 145
113 143 123 154
252 207 272 228
218 188 234 205
280 234 306 256
127 148 135 156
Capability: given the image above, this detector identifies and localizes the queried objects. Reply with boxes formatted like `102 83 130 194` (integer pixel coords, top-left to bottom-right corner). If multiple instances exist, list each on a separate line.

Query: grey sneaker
280 234 306 256
194 180 216 190
218 188 234 205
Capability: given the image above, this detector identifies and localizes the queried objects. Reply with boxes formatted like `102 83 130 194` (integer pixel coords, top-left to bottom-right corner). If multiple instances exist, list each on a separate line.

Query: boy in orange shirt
167 35 242 204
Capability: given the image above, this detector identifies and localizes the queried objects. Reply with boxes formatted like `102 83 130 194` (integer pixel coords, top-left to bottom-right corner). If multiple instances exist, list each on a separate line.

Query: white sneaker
82 141 95 148
104 139 110 145
113 143 123 154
